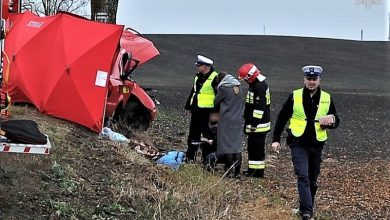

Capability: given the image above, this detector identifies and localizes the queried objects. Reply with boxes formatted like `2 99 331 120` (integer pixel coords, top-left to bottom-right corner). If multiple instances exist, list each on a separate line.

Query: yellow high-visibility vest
191 71 218 108
288 88 331 141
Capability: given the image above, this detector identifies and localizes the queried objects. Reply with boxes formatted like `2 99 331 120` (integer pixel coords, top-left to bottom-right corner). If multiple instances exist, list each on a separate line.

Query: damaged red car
2 10 159 132
105 28 160 130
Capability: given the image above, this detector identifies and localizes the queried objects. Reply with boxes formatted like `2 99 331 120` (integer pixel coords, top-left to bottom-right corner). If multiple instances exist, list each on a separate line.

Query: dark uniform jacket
272 86 340 147
244 77 271 133
185 67 218 111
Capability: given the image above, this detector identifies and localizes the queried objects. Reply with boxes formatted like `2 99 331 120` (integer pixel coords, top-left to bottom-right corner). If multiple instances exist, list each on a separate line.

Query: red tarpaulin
4 11 124 132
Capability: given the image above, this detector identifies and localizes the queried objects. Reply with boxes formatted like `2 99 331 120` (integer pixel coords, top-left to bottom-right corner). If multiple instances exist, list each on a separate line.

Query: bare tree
22 0 90 17
90 0 118 24
91 0 104 20
105 0 119 24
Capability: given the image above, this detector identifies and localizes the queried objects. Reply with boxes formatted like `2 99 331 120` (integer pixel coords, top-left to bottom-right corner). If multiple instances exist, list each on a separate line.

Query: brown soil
0 35 389 220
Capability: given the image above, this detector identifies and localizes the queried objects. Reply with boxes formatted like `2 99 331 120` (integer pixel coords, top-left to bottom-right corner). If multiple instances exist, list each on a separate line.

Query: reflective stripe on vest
288 88 331 141
190 71 218 108
248 160 266 169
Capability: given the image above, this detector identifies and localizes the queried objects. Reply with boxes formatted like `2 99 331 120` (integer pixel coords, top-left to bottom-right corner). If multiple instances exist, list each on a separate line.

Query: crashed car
105 28 160 130
2 11 159 132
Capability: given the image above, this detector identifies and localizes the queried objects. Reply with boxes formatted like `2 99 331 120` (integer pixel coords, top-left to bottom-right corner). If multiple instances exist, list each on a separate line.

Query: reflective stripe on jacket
289 88 331 141
190 71 218 108
245 122 271 133
244 80 271 133
248 160 265 169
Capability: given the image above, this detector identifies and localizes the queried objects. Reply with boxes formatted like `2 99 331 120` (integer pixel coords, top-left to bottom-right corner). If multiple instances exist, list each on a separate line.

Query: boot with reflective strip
247 160 265 178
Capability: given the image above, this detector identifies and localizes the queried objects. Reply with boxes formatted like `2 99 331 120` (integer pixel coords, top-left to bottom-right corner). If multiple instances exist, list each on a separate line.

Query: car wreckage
1 2 159 133
105 28 159 131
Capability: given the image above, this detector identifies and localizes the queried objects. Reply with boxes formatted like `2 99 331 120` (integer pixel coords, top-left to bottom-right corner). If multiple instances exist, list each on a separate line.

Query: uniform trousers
290 143 323 217
186 108 211 160
247 133 267 177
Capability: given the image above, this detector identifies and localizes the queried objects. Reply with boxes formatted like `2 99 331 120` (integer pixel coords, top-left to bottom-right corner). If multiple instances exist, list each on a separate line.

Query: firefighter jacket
185 67 218 110
272 86 340 147
244 75 271 134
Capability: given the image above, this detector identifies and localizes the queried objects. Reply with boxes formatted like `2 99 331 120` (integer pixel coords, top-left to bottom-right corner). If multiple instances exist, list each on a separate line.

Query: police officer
237 63 271 178
271 65 340 220
185 55 218 161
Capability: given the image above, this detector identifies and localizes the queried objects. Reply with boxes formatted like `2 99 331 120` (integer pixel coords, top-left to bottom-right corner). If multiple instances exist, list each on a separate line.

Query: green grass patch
148 165 240 219
50 201 76 218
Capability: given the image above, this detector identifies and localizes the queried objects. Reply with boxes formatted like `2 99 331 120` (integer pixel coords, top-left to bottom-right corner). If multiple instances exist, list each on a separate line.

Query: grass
2 35 388 219
0 105 295 219
50 201 75 218
151 165 240 219
141 107 294 219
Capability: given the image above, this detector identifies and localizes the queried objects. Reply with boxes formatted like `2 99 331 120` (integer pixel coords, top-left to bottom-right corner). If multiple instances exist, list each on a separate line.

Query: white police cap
302 65 323 77
196 55 213 66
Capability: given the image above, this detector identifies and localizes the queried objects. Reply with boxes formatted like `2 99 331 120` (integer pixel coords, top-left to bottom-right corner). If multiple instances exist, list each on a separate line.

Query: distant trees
90 0 118 24
22 0 90 17
20 0 120 23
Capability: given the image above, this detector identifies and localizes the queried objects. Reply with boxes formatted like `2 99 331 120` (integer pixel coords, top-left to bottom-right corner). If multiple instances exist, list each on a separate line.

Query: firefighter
271 65 340 220
237 63 270 178
184 55 218 161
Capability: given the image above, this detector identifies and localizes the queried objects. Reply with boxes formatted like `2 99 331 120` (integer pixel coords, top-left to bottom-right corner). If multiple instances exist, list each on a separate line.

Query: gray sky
117 0 389 41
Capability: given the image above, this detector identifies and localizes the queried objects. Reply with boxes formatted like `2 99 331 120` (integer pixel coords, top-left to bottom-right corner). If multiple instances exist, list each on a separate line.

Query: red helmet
237 63 260 83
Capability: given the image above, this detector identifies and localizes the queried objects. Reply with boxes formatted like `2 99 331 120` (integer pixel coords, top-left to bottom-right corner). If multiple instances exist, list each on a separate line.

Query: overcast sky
117 0 389 41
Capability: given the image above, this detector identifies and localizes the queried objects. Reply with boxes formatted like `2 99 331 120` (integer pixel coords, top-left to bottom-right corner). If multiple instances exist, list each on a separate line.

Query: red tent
4 11 124 132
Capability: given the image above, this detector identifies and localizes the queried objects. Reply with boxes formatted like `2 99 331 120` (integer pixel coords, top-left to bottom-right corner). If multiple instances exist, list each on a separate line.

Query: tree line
21 0 119 23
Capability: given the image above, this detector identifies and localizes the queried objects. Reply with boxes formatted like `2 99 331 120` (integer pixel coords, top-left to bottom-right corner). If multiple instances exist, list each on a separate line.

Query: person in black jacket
199 112 219 169
237 63 271 178
271 65 340 220
184 55 218 161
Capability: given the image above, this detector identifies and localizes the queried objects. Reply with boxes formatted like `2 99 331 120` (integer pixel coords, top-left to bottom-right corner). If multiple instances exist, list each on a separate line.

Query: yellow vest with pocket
191 71 218 108
288 88 331 141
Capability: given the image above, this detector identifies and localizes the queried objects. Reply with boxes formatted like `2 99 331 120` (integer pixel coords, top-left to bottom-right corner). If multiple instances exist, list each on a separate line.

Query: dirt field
0 35 389 219
135 35 390 219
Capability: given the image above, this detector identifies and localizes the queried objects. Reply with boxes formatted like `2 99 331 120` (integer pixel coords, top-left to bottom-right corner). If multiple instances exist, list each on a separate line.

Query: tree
22 0 90 17
90 0 118 24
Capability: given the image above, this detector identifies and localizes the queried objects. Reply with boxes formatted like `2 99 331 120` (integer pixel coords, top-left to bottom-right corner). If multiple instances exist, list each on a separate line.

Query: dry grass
0 105 293 219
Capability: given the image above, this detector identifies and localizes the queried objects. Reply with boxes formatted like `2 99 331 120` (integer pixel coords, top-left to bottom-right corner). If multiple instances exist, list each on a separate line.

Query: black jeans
186 108 211 160
290 143 323 217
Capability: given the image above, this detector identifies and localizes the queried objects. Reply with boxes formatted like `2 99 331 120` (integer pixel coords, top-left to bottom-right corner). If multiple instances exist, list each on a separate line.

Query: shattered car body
3 11 159 132
105 29 160 130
